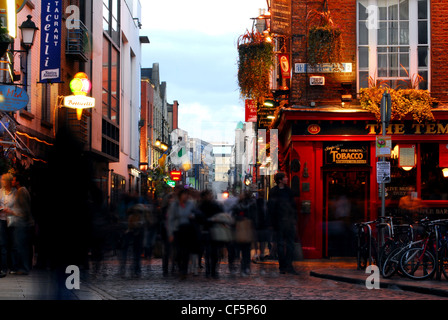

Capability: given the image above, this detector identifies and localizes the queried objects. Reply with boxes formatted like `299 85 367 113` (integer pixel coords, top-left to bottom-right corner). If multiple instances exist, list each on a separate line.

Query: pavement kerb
310 268 448 298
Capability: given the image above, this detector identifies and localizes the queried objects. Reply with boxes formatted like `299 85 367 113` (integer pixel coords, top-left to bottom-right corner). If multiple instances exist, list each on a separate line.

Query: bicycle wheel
382 246 402 278
378 239 396 273
439 245 448 280
400 247 436 280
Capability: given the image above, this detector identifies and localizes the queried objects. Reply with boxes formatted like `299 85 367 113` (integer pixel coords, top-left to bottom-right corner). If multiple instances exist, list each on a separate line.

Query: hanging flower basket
306 1 343 68
359 76 436 123
237 29 275 103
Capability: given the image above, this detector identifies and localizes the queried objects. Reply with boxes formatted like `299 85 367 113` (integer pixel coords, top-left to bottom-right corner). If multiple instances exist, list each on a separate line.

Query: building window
41 83 51 123
103 0 120 45
102 39 120 125
111 172 126 209
387 142 417 201
357 0 429 90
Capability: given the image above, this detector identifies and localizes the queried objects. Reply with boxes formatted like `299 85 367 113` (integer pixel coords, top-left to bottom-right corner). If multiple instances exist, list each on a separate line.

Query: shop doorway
323 169 369 258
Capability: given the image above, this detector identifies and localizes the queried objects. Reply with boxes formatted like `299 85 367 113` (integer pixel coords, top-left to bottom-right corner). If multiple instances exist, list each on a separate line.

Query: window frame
357 0 430 91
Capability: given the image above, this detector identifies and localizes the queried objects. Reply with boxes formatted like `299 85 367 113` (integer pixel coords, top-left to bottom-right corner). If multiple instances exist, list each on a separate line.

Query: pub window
387 142 417 201
357 0 430 91
421 143 448 200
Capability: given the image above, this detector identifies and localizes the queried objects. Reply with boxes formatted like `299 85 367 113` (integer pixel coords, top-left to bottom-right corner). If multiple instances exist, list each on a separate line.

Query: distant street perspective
1 0 448 305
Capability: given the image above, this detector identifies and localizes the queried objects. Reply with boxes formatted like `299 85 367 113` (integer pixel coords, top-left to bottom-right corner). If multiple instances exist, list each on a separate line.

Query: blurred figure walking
5 174 34 275
233 191 257 276
167 189 198 279
0 173 16 277
268 172 299 275
119 200 146 278
197 190 225 278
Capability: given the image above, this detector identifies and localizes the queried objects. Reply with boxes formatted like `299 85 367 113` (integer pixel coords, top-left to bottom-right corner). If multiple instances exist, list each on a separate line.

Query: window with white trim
357 0 429 90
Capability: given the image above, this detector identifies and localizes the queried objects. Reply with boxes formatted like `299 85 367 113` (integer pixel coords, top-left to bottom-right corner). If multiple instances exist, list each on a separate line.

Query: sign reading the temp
40 0 61 83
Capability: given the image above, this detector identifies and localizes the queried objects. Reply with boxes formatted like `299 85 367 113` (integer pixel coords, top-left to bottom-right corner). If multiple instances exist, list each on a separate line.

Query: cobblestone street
81 257 448 301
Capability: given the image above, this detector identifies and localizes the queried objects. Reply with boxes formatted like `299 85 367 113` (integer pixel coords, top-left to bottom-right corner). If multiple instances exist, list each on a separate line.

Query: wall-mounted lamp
19 15 39 49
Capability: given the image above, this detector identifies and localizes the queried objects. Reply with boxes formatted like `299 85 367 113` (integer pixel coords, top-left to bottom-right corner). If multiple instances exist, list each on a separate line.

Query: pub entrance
323 169 370 258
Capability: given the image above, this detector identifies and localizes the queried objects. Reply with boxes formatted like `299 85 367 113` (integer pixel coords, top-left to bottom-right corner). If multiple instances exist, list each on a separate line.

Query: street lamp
7 15 38 86
18 15 39 49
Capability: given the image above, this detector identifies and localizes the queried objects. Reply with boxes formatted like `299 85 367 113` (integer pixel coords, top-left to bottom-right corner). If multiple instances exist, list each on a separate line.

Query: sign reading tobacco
324 142 369 166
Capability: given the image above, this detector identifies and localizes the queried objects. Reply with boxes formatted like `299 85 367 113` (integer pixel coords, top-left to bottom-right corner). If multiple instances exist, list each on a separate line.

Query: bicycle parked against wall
354 216 398 270
398 219 438 280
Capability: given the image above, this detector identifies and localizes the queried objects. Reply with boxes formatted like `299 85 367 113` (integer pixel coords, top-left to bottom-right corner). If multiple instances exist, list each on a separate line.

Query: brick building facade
266 0 448 259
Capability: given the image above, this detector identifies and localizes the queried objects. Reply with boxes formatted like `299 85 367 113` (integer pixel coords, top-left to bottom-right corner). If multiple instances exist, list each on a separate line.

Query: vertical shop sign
245 99 257 122
278 53 291 79
40 0 61 83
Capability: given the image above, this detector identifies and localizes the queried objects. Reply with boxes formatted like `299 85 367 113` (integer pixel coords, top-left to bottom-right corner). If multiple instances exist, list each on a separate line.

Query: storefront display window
421 143 448 200
386 143 417 200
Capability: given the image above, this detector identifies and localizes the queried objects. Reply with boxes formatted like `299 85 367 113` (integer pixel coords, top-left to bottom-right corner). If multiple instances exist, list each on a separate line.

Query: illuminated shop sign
324 142 369 166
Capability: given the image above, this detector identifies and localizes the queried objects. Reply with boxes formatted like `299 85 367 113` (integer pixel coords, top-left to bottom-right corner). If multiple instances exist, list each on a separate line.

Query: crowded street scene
1 1 448 317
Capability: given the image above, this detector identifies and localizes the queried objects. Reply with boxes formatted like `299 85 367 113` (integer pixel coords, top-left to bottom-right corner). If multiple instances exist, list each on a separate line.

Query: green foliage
0 22 12 43
237 29 275 102
359 81 436 123
306 2 343 68
307 25 342 67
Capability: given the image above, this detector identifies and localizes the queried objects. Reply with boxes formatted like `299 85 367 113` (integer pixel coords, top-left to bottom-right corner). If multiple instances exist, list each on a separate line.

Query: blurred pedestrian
399 186 423 223
5 174 34 275
0 173 16 277
253 190 270 263
268 172 299 275
143 199 159 269
119 199 146 278
167 189 198 279
233 191 257 276
197 190 225 278
161 192 176 276
222 191 238 275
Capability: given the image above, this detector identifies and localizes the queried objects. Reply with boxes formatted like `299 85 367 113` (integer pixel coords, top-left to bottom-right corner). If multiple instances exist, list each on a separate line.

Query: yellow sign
63 73 95 120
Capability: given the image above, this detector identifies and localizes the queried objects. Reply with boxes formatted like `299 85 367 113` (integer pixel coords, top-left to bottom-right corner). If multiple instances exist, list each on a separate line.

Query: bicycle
432 219 448 280
380 219 415 278
399 219 437 280
355 220 377 270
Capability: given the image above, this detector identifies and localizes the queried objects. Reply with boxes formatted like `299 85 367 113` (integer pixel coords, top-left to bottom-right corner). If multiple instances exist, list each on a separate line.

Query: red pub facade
269 0 448 259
